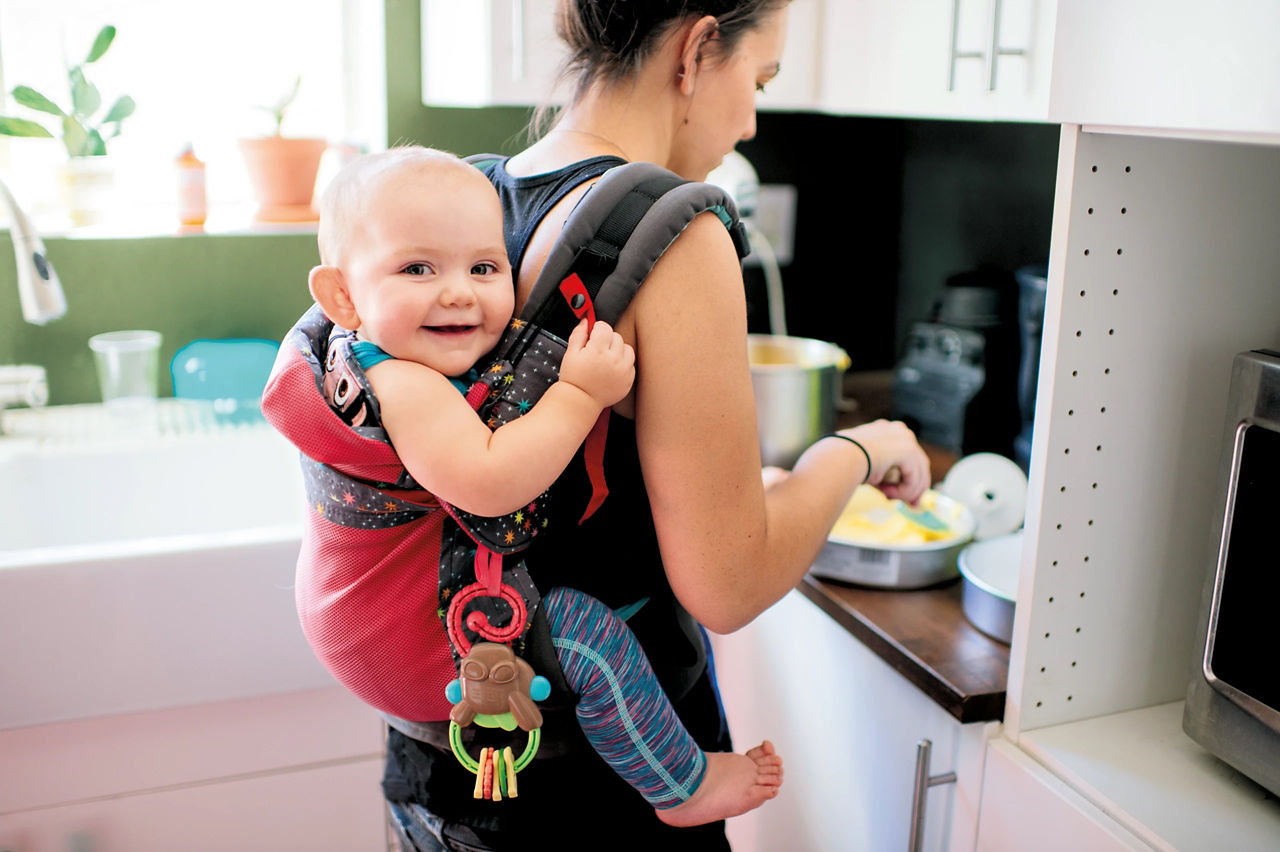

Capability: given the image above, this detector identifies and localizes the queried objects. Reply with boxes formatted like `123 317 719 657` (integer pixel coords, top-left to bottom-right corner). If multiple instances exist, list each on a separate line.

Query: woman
384 3 931 849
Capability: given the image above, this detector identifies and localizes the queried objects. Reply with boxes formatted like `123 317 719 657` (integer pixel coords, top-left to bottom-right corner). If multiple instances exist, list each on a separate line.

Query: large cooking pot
748 334 851 468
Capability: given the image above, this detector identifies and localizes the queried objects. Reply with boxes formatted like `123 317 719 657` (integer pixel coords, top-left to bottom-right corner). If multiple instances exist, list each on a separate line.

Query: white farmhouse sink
0 402 332 730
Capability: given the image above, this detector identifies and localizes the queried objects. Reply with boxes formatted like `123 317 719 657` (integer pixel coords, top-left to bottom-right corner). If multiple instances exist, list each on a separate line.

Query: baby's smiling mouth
425 324 477 335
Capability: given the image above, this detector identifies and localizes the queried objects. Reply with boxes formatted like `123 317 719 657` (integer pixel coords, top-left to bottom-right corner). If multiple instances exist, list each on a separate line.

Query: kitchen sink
0 402 330 730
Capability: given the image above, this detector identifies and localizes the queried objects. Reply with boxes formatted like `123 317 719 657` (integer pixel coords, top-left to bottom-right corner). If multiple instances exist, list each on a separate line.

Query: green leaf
61 115 90 157
69 67 101 119
85 25 116 63
85 128 107 156
11 85 65 117
0 116 54 138
101 95 135 124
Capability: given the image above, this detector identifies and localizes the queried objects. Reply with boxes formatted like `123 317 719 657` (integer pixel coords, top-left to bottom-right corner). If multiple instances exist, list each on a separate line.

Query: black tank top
381 155 732 851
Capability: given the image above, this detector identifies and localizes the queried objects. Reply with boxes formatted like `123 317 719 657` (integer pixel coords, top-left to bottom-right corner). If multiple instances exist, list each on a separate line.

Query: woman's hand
836 419 930 504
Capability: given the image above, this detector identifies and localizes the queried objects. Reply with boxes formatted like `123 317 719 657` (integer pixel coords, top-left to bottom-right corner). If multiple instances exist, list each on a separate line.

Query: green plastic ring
448 721 541 774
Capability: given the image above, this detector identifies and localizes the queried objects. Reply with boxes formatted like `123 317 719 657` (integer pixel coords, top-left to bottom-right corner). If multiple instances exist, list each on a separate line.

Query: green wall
0 234 319 405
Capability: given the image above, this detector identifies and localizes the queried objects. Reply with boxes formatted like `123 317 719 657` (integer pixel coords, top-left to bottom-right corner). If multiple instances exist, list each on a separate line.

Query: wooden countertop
794 369 1011 725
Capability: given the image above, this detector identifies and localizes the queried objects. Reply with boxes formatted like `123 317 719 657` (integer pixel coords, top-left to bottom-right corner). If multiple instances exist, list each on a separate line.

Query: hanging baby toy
445 641 551 800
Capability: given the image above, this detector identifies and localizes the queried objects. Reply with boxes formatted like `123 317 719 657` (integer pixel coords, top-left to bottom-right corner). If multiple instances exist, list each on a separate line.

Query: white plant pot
57 156 117 226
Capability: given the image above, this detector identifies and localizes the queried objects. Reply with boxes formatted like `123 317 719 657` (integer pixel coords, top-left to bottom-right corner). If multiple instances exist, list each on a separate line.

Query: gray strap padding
521 162 741 325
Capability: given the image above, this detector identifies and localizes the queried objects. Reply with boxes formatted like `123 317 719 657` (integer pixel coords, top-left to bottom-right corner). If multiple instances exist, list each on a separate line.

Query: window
0 0 385 232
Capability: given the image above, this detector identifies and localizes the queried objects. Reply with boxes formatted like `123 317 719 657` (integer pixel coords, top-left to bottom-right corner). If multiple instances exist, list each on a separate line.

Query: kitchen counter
795 369 1012 724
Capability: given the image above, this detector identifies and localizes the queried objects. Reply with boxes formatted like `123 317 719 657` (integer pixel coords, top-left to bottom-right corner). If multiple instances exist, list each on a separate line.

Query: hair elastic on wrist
823 433 872 484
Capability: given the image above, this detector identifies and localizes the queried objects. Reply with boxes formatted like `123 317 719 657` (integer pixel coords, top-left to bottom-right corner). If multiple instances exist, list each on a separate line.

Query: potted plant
0 24 136 226
237 76 327 223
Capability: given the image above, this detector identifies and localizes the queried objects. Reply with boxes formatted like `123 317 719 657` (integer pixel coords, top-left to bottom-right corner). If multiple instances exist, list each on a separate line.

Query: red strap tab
474 546 502 595
558 273 596 331
465 379 490 411
578 411 610 524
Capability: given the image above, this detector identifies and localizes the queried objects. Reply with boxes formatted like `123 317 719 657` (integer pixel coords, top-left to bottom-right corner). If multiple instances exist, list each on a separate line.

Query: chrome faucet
0 175 65 324
0 175 64 433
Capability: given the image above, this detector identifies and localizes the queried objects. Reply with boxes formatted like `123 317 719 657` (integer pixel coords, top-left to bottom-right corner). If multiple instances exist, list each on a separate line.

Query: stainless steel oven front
1183 348 1280 797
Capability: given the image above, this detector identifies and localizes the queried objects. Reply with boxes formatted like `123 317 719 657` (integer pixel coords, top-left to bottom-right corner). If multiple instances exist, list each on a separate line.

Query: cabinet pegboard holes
1088 207 1094 214
1120 207 1127 214
1104 368 1111 374
1112 288 1119 295
1084 249 1091 256
1116 248 1124 255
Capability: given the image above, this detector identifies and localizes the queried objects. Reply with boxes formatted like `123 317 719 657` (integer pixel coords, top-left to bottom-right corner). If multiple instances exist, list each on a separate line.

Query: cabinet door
820 0 1054 122
421 0 566 107
1049 0 1280 138
710 590 966 852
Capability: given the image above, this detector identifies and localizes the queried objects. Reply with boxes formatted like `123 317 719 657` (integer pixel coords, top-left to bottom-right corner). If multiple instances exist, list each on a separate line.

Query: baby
268 145 781 827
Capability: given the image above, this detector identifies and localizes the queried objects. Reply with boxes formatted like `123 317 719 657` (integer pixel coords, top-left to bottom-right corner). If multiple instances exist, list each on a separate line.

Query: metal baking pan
810 491 976 589
957 531 1023 643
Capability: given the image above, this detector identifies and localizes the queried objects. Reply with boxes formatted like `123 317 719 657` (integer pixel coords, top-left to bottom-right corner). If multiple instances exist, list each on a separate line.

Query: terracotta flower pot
237 136 327 222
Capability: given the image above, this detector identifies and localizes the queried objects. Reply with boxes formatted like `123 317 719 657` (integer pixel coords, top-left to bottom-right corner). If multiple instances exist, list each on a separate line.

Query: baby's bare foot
655 740 784 828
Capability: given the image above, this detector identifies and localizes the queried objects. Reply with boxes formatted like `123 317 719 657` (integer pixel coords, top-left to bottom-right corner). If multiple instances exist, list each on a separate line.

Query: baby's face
344 162 513 377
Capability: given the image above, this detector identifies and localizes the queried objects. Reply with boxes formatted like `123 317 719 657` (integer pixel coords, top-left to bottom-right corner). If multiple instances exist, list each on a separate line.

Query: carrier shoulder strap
467 154 750 335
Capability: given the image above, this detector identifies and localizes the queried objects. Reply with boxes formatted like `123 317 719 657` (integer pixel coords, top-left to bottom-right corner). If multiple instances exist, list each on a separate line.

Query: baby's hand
560 319 635 408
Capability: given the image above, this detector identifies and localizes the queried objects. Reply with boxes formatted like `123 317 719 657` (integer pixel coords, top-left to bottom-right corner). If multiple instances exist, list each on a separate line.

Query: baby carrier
263 157 749 800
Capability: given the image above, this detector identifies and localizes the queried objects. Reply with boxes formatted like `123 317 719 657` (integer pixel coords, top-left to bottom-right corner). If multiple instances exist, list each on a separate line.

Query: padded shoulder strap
464 152 505 173
520 162 750 333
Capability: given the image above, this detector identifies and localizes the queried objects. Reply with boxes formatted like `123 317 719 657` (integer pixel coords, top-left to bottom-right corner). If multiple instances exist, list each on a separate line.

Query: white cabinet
420 0 567 107
0 687 387 852
710 590 993 852
819 0 1056 122
1049 0 1280 139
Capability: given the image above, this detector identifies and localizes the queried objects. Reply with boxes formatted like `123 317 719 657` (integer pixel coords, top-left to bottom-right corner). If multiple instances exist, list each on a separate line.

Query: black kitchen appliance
1183 348 1280 797
1013 264 1048 471
890 265 1022 458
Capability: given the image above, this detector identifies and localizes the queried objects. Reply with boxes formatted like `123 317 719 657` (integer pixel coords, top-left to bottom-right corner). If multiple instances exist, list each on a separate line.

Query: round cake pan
957 530 1023 643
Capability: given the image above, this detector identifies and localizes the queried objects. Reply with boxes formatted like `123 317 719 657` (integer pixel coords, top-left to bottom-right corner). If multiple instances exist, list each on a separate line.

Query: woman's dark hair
555 0 789 103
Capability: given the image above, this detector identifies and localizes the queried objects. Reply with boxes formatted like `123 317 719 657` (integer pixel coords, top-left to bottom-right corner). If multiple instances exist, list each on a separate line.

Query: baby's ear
309 265 360 330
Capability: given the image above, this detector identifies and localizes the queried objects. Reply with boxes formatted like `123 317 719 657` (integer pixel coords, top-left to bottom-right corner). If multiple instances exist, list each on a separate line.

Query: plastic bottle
175 142 208 227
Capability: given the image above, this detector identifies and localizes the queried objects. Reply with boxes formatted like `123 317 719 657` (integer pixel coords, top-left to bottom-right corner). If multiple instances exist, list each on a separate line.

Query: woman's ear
677 14 718 95
309 265 361 330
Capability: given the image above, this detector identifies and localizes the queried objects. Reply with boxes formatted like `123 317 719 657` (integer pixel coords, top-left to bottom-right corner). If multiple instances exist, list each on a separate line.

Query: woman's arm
629 213 930 634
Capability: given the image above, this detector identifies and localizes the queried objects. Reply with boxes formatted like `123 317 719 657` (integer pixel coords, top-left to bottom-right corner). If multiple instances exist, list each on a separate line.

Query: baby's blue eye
472 262 498 275
403 262 429 275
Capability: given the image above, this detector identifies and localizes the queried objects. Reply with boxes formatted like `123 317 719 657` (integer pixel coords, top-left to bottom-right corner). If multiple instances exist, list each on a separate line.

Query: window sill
17 203 319 241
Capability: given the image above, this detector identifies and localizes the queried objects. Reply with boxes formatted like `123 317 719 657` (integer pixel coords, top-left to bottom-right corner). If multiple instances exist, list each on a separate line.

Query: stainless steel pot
748 334 851 468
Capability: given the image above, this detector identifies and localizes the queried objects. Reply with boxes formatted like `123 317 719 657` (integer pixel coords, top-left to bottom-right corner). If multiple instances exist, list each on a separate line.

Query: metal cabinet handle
908 738 957 852
947 0 984 91
949 0 1028 93
986 0 1026 91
